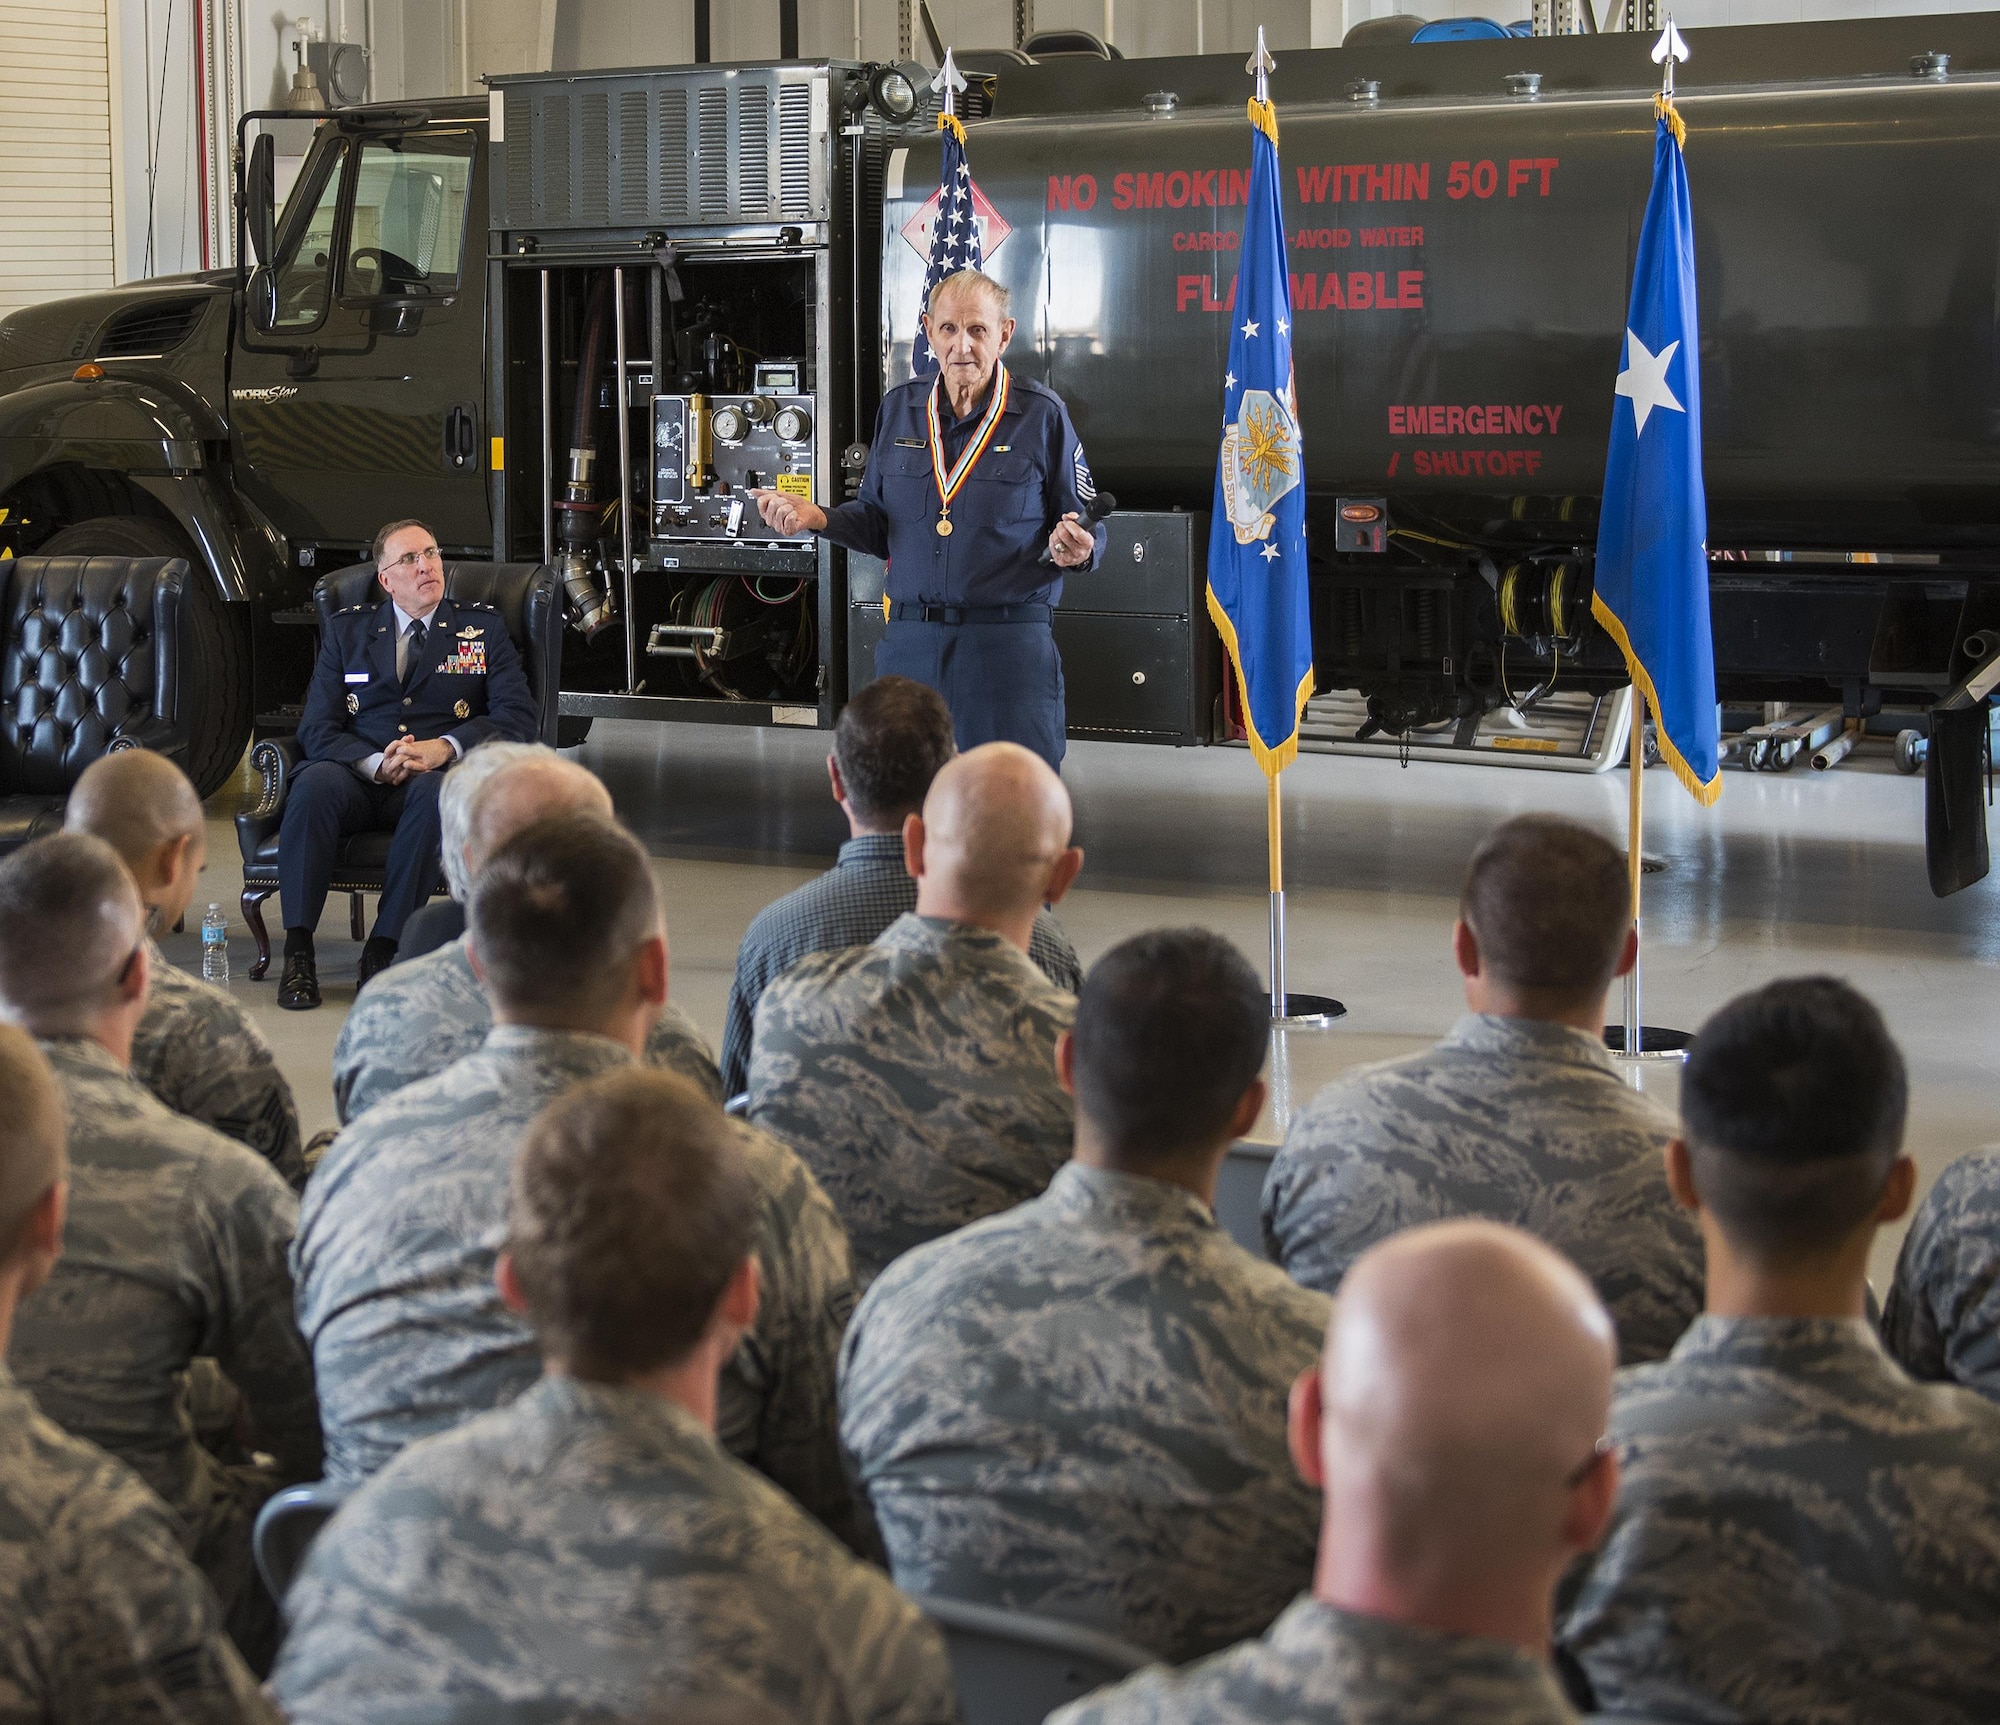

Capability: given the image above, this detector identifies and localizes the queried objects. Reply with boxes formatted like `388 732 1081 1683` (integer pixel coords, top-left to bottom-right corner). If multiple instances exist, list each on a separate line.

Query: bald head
1310 1222 1616 1630
0 834 147 1038
66 750 203 867
912 743 1078 924
0 1025 64 1256
466 756 613 881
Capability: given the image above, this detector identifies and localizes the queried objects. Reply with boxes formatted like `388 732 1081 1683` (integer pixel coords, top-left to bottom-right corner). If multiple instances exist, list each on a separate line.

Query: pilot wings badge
1218 386 1302 547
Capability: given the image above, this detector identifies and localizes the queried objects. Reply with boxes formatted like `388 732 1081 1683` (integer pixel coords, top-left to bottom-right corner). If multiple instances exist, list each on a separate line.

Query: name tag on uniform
344 672 369 683
893 437 925 448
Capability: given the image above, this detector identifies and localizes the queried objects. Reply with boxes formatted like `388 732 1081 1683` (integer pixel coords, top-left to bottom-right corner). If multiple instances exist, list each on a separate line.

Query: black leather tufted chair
0 554 191 853
233 560 561 978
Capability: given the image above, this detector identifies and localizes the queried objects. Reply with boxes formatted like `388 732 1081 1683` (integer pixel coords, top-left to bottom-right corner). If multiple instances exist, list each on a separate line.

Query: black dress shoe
356 937 397 990
277 951 321 1011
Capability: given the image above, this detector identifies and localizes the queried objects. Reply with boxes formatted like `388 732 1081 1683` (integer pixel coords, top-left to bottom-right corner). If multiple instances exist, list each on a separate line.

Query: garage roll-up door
0 0 115 315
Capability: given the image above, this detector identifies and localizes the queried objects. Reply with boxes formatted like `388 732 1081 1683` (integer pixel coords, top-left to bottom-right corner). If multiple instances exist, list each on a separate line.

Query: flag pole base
1601 1025 1693 1061
1276 993 1347 1028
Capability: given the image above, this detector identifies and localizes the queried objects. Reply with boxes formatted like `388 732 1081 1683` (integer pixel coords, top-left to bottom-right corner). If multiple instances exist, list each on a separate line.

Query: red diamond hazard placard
901 182 1013 260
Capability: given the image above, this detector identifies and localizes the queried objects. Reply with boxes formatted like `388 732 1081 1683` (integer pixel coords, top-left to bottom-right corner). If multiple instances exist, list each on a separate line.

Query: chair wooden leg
241 888 273 980
350 893 366 943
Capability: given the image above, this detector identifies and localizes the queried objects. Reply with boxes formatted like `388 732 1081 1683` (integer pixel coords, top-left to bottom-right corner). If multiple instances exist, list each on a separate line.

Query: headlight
871 65 919 122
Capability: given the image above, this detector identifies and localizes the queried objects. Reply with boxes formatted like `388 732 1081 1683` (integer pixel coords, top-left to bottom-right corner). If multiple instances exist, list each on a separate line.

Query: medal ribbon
927 363 1011 531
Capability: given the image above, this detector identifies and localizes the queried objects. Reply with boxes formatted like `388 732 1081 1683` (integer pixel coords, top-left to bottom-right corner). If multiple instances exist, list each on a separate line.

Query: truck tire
39 517 254 799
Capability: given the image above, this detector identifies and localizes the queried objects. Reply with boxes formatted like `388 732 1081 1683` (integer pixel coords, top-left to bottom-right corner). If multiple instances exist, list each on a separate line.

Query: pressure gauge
711 403 750 445
774 404 813 443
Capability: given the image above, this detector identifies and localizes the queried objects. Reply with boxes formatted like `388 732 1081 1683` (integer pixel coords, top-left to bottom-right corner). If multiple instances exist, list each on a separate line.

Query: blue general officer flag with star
1209 96 1313 776
912 114 982 377
1591 102 1721 804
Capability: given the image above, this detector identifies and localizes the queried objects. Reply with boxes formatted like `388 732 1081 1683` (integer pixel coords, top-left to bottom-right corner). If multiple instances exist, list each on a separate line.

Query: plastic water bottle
201 904 229 985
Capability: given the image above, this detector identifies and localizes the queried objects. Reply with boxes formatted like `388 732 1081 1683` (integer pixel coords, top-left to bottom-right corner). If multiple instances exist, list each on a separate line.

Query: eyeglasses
381 545 443 574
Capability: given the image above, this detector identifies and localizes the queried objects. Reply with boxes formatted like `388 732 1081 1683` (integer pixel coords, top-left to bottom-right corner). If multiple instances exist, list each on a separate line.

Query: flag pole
1243 23 1337 1029
1267 770 1285 1019
1624 688 1645 1055
1611 14 1699 1069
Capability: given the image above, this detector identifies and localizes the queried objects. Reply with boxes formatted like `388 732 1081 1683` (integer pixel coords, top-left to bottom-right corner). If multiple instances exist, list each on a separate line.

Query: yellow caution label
490 436 504 471
1491 735 1562 754
775 473 812 501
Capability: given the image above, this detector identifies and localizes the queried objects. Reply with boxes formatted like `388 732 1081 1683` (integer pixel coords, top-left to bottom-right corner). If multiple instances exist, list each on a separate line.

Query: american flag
912 115 983 377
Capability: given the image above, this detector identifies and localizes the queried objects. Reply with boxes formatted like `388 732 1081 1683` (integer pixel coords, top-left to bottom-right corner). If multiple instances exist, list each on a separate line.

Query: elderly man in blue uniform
275 519 537 1011
752 269 1105 769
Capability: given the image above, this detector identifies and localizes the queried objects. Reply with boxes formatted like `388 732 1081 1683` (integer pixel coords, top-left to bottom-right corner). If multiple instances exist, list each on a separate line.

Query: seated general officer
751 269 1105 771
276 519 537 1010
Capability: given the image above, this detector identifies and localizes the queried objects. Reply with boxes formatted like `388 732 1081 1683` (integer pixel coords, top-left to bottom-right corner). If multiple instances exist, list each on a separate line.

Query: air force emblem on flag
1219 386 1303 546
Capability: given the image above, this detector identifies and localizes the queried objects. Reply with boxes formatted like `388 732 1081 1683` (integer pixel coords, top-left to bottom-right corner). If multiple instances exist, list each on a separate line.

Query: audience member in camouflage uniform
1559 978 2000 1724
331 750 719 1122
0 837 320 1667
272 1067 956 1725
0 1026 279 1724
66 750 304 1186
298 814 863 1544
1264 815 1702 1365
842 929 1328 1661
1882 1149 2000 1404
751 742 1081 1286
1053 1220 1617 1725
721 677 1082 1095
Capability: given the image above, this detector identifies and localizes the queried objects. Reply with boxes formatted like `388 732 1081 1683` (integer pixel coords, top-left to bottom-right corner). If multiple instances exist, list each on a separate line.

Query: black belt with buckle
888 602 1053 625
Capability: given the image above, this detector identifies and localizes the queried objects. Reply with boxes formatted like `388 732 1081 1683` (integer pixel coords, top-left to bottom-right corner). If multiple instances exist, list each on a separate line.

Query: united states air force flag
912 114 982 377
1209 97 1313 776
1591 99 1721 804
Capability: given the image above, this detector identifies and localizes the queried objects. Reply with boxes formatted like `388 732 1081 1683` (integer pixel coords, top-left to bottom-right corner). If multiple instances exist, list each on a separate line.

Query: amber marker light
72 363 105 381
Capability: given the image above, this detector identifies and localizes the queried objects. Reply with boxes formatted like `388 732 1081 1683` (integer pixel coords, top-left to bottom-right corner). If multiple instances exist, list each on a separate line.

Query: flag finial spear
1651 17 1690 102
1246 26 1275 104
931 46 967 120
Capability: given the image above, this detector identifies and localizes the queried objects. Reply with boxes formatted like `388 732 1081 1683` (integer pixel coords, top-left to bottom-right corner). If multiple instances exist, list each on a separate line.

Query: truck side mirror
245 133 277 266
248 266 280 333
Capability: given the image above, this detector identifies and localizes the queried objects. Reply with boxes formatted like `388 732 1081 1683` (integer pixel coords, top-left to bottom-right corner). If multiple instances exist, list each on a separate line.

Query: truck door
230 123 489 554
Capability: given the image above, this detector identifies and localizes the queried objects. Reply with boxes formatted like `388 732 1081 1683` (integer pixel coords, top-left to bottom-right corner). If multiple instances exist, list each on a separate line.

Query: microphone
1040 491 1117 565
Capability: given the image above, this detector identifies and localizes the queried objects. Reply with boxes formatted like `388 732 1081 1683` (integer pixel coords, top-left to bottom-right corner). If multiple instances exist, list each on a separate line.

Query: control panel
653 391 817 542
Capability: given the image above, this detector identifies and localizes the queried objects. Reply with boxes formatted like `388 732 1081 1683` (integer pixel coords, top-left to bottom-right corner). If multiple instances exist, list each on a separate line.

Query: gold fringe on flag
1655 92 1685 147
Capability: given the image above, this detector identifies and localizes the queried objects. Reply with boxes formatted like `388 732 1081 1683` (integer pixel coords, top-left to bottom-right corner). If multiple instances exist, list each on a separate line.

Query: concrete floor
174 723 2000 1291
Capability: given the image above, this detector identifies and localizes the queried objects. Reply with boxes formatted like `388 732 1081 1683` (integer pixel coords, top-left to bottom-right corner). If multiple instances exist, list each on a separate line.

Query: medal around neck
927 363 1010 543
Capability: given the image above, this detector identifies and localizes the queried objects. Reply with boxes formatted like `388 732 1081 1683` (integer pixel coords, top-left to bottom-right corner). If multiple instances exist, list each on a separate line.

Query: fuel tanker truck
0 12 1996 888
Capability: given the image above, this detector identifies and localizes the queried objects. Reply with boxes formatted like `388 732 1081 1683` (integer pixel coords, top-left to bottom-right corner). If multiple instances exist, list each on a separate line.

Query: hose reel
1494 558 1591 710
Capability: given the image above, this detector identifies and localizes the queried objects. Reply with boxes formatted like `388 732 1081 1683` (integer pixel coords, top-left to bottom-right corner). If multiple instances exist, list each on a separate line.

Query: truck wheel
38 517 253 799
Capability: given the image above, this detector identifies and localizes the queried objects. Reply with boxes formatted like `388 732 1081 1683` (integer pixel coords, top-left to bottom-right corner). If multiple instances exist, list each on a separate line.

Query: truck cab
228 102 492 560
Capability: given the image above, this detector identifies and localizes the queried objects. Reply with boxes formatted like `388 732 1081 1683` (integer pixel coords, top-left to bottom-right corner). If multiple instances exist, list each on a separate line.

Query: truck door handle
445 403 478 471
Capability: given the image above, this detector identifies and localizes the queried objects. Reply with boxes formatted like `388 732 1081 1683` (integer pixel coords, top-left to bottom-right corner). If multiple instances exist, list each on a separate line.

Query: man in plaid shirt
720 677 1082 1097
